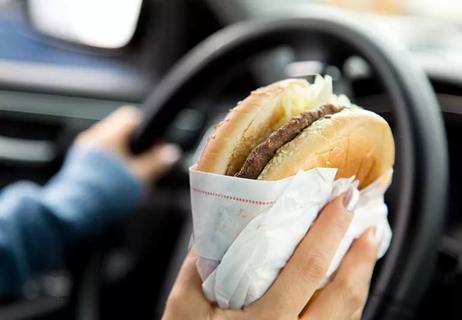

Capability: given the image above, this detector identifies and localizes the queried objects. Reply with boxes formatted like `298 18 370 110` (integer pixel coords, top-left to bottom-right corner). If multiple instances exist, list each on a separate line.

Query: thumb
163 249 212 320
131 143 181 182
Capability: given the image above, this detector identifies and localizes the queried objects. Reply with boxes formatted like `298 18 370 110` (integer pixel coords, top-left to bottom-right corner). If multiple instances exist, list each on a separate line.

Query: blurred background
0 0 462 319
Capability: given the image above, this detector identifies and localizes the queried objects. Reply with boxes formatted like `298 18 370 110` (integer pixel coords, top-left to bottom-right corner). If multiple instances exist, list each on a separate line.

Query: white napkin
189 166 392 309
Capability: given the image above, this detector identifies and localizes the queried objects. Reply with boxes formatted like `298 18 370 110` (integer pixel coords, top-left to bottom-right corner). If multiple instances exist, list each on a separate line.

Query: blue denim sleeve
0 145 142 296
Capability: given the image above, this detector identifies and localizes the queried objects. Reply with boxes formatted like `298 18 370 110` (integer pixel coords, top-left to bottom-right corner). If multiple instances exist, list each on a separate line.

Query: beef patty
235 104 342 179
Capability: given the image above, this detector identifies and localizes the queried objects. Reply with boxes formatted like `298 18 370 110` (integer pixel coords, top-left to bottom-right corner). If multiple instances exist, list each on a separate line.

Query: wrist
42 145 143 242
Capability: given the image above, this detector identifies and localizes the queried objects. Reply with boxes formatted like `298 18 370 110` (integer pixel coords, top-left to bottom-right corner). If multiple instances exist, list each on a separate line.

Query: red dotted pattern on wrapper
191 187 275 206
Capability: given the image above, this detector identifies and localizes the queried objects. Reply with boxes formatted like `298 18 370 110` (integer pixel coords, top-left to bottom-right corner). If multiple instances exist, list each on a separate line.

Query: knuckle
76 130 93 143
351 309 365 320
118 106 140 119
348 287 366 309
299 251 329 282
166 289 183 308
330 212 350 234
249 304 288 320
337 277 368 309
270 311 292 320
75 131 86 141
113 105 134 116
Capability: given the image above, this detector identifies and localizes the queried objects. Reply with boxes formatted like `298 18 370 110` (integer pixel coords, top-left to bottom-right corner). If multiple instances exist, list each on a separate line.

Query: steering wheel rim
81 13 448 320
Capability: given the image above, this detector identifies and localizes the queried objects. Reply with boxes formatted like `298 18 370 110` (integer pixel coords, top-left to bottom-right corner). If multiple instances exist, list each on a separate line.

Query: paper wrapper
190 166 392 309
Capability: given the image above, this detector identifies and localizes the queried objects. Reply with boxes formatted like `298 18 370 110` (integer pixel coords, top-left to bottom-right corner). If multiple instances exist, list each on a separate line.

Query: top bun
197 79 312 175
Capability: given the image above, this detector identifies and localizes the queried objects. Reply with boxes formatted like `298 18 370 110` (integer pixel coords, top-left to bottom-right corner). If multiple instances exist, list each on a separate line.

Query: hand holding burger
163 197 378 320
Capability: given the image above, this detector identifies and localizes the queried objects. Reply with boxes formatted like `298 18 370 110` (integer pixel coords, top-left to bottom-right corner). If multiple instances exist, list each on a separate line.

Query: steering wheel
78 13 448 320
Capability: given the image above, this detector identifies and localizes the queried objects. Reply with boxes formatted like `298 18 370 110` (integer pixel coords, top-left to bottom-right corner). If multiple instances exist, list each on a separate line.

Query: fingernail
342 185 358 212
159 143 182 164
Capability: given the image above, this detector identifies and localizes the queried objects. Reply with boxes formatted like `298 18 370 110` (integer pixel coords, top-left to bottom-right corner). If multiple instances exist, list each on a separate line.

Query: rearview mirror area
28 0 143 49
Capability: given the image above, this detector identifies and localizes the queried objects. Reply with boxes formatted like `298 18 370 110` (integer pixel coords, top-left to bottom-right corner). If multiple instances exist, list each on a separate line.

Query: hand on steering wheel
162 195 378 320
77 106 181 184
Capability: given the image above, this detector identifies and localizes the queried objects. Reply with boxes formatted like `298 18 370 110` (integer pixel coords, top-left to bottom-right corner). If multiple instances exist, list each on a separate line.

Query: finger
76 106 141 147
254 194 354 316
106 105 140 122
131 143 181 182
171 249 203 294
351 307 365 320
300 227 378 320
94 106 140 130
164 249 211 320
103 106 141 139
98 106 142 154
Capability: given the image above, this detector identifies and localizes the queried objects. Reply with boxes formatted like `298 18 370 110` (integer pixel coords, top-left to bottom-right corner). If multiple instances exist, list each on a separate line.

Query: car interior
0 0 461 319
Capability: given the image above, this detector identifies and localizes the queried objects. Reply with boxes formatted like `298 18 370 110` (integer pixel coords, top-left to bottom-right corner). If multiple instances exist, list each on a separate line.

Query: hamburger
197 76 394 189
